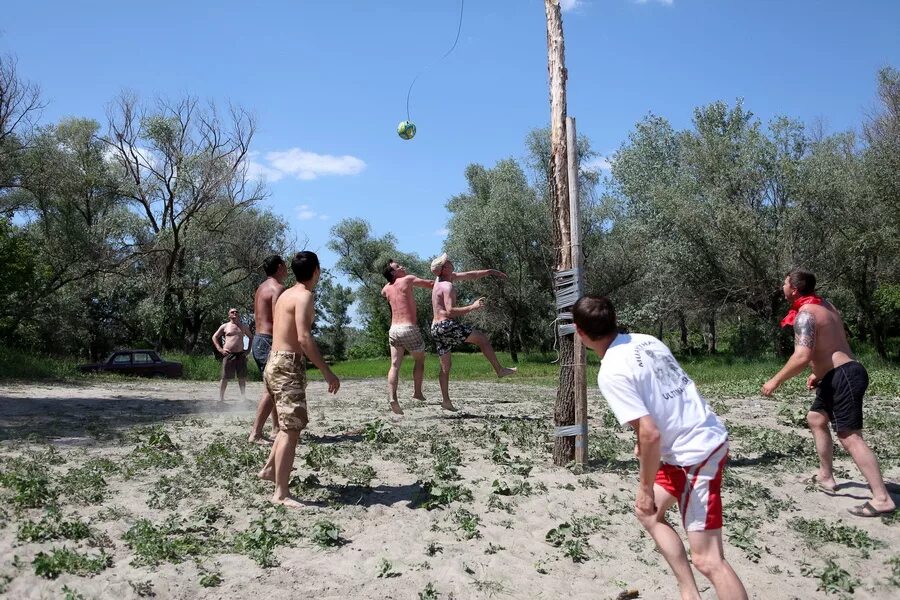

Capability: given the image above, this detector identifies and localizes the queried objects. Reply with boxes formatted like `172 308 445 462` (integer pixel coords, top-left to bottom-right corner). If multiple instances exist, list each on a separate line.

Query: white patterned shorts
388 325 425 354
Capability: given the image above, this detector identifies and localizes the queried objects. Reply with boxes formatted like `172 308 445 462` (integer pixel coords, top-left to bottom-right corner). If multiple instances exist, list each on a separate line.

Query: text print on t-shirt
635 340 690 399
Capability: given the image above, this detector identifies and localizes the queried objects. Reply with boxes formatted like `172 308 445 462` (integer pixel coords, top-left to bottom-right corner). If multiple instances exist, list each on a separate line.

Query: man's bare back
432 280 456 322
270 286 313 356
796 302 856 378
382 276 420 326
254 278 285 336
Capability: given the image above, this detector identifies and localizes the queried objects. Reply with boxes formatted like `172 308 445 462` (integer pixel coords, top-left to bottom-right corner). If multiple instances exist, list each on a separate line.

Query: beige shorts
263 351 308 432
388 325 425 354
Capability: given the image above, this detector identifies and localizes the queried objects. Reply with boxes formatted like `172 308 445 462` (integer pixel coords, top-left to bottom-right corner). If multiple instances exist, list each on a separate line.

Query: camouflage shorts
263 350 308 432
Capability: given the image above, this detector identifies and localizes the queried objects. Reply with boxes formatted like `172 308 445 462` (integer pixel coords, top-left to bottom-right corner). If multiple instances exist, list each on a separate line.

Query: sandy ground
0 378 898 600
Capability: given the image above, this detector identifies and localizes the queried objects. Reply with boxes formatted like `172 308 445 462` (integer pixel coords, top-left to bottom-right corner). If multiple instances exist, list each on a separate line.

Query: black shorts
251 334 272 371
811 361 868 433
430 319 473 356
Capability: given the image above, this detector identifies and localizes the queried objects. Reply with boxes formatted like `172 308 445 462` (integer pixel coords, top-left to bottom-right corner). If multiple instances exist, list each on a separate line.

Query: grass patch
17 509 92 543
789 517 884 555
122 518 217 567
32 547 112 579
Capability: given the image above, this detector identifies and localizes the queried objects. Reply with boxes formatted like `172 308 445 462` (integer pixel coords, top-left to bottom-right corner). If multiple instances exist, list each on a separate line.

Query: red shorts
655 442 728 532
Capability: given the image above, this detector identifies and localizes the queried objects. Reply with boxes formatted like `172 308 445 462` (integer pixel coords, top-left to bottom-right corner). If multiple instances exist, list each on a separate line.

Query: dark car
79 350 183 378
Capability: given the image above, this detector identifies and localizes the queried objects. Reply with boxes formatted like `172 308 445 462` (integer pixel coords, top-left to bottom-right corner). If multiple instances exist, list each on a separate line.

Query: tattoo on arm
794 311 816 349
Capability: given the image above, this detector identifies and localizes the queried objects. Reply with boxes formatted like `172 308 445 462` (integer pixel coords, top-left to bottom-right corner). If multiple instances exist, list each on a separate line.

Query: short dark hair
382 259 397 283
787 268 816 295
262 255 284 276
291 251 320 282
572 295 618 341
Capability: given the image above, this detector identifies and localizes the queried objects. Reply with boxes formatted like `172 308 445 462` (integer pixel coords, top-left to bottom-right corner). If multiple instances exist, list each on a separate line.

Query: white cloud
435 227 449 238
583 155 612 173
634 0 674 5
560 0 584 12
266 148 366 181
245 159 284 183
244 148 366 182
295 205 329 221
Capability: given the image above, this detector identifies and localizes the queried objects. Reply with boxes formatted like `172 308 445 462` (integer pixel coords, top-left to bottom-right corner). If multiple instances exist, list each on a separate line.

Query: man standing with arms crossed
247 255 287 444
381 259 433 415
573 294 747 600
257 251 340 508
430 254 516 412
762 269 895 517
212 308 253 403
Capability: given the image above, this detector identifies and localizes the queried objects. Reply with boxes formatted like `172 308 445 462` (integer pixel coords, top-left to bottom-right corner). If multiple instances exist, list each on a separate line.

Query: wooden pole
545 0 576 466
566 115 588 465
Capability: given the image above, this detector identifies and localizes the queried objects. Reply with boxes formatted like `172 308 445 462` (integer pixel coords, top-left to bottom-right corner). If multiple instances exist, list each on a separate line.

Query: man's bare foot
258 466 275 482
497 367 517 378
441 400 458 412
389 400 404 415
271 495 304 509
412 393 427 401
248 435 273 446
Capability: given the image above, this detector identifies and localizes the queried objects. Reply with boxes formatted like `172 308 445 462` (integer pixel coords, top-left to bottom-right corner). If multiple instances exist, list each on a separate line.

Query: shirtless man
381 259 434 415
762 269 896 517
429 253 516 411
247 255 287 444
212 308 253 402
257 251 340 508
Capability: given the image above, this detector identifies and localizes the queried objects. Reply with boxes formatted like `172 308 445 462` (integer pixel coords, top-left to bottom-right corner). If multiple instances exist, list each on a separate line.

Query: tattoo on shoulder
794 311 816 349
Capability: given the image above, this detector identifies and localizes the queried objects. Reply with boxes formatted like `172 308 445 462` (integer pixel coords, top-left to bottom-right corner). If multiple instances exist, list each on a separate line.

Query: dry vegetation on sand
0 379 898 599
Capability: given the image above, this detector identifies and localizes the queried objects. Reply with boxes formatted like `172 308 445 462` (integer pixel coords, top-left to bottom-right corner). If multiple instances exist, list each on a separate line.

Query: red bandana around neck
781 294 823 328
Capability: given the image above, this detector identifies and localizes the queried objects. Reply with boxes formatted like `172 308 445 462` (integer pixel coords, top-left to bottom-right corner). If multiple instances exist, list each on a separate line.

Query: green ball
397 120 416 140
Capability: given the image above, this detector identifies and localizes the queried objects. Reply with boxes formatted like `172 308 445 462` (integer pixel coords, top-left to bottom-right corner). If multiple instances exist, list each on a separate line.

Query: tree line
2 54 897 362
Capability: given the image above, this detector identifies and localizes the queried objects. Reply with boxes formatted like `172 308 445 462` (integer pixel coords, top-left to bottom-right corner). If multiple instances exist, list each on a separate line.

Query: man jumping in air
429 253 516 411
381 259 434 415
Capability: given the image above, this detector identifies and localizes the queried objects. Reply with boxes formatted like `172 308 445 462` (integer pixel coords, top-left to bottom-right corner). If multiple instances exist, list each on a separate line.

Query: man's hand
222 348 231 356
806 373 819 390
761 378 779 397
324 371 341 395
471 297 487 311
489 269 507 280
636 487 657 517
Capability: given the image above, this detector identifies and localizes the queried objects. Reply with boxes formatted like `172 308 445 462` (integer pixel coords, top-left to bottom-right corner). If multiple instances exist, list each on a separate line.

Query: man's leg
387 345 405 415
249 387 275 443
464 330 516 378
838 430 896 512
686 529 748 600
411 351 426 401
238 377 247 401
438 353 456 412
807 410 837 489
635 485 701 600
218 378 227 402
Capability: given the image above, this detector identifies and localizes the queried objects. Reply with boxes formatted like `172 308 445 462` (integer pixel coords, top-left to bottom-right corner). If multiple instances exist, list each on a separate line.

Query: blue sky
3 0 899 275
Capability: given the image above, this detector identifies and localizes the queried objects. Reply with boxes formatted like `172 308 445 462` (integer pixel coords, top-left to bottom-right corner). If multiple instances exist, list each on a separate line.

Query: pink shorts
655 442 728 532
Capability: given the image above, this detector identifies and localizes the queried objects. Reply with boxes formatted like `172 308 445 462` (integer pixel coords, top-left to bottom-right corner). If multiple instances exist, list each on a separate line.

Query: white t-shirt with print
597 333 727 466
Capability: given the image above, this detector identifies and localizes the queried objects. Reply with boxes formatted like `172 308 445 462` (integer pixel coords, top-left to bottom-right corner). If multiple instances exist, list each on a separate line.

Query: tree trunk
679 313 689 353
705 311 717 354
545 0 575 467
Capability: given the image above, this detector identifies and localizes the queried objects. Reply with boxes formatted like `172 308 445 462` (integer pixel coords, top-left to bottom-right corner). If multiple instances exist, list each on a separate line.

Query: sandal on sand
809 475 836 494
847 501 896 518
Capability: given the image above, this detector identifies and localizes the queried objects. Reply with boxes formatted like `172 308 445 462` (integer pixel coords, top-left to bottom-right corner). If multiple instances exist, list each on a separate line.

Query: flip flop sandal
809 475 836 495
847 501 896 518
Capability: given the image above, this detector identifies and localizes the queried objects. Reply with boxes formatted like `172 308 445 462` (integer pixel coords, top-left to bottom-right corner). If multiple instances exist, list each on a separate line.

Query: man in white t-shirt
573 295 747 600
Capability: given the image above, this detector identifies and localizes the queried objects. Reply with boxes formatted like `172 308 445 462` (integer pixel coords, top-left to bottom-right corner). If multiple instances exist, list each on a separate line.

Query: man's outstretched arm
454 269 507 281
409 276 435 289
762 311 815 396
